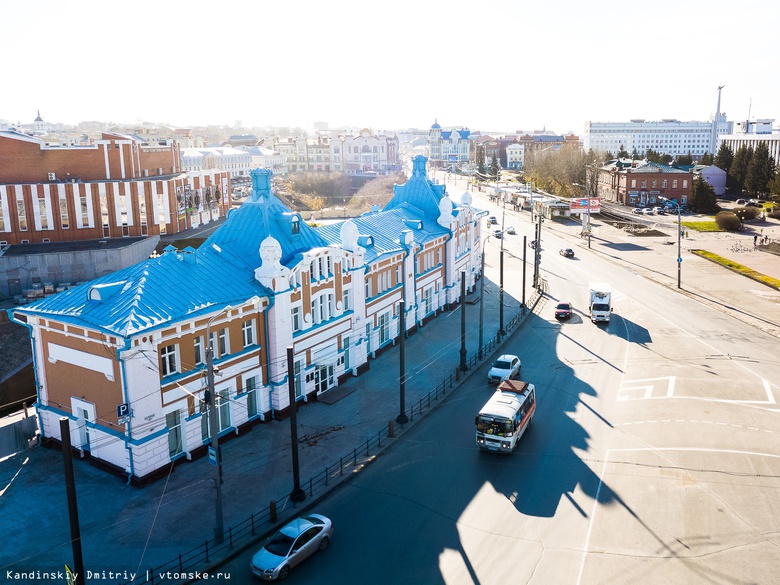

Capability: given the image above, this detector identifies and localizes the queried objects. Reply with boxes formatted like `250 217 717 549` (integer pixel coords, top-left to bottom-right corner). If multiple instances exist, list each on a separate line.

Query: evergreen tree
713 143 734 174
729 145 753 194
676 152 693 166
476 146 486 175
489 152 500 178
744 142 775 198
631 148 640 160
617 144 629 159
699 152 714 165
603 151 614 163
688 175 719 214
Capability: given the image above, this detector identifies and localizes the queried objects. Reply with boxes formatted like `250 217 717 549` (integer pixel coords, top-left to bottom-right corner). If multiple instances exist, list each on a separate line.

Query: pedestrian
753 234 758 248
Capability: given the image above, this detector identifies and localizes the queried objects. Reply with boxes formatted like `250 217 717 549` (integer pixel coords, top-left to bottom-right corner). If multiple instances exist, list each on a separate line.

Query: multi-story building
341 129 401 175
271 131 399 175
181 146 253 180
9 156 485 481
428 121 472 169
0 130 229 248
595 159 693 207
236 145 288 176
506 143 525 170
583 116 732 159
718 118 780 167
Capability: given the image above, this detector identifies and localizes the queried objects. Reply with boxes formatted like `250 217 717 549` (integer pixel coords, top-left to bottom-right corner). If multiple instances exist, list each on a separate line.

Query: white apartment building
272 131 400 174
718 119 780 166
236 146 288 176
506 143 525 170
181 146 253 179
584 115 732 158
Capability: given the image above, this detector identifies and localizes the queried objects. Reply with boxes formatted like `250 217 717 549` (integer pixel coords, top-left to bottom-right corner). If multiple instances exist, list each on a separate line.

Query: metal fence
0 414 38 458
121 284 546 584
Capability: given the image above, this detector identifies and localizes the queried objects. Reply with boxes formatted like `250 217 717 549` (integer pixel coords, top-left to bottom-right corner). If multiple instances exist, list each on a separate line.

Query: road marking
619 376 675 401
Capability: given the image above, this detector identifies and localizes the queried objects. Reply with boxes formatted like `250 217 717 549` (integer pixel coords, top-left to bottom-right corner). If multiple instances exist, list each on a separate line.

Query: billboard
570 197 600 213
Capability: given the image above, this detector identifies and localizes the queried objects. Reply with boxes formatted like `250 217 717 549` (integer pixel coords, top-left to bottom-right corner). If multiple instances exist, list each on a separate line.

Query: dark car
555 302 572 320
559 248 574 258
494 229 503 239
489 216 498 224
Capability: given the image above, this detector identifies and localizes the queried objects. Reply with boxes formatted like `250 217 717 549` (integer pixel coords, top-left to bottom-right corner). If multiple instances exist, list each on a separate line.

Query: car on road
487 354 521 384
555 302 572 320
528 240 538 249
736 198 747 206
494 229 503 239
559 248 574 258
489 216 498 224
250 514 333 581
505 226 516 235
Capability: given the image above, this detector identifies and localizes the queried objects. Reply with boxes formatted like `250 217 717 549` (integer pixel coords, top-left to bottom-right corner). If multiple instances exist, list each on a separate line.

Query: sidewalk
3 188 779 583
0 236 538 582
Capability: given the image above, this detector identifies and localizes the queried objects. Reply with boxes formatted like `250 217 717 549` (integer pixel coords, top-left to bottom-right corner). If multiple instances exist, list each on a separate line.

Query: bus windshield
476 416 514 437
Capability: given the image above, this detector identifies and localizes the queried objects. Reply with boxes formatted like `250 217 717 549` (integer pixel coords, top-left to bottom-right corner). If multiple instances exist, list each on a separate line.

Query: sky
2 0 779 136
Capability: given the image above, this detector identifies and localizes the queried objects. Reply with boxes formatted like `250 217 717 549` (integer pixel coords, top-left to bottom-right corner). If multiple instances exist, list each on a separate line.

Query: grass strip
691 249 780 290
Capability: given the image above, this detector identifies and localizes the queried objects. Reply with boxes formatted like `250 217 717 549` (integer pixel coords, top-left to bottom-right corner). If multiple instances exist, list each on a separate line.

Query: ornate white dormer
460 190 472 208
437 194 454 227
340 220 359 252
254 235 290 290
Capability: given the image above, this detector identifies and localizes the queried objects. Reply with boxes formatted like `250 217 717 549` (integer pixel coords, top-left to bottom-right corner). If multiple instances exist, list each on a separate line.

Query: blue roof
316 207 449 264
441 129 470 140
13 246 270 338
205 168 329 269
384 155 448 221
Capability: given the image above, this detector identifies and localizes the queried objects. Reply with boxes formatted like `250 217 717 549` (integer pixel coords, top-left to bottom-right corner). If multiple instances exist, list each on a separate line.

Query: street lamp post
677 203 682 288
205 312 227 543
497 175 505 337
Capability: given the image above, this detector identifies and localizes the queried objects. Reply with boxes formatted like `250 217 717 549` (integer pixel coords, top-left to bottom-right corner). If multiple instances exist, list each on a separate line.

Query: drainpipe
116 339 135 485
262 295 276 420
7 311 44 437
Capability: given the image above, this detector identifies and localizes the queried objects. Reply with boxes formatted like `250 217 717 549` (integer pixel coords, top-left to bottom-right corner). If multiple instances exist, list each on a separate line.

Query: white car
250 514 333 580
643 208 655 215
487 354 521 384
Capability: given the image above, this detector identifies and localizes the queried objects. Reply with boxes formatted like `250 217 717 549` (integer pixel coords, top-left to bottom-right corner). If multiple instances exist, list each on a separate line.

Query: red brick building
0 130 230 245
596 159 692 207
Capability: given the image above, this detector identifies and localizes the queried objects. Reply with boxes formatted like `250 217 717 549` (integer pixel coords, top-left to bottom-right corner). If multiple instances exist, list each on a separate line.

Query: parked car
632 208 644 215
555 302 573 320
736 199 747 205
653 207 665 214
250 514 333 581
643 208 655 215
487 354 521 384
559 248 574 258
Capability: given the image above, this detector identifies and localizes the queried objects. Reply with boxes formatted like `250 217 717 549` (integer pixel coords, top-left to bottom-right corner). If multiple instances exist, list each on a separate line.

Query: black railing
120 289 545 585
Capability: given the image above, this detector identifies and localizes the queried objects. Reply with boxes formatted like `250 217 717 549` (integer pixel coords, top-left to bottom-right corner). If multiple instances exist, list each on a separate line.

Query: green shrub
769 207 780 220
715 211 742 231
733 206 760 221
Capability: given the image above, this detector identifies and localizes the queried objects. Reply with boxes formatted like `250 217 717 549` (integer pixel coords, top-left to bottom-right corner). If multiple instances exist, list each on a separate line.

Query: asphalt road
219 192 780 584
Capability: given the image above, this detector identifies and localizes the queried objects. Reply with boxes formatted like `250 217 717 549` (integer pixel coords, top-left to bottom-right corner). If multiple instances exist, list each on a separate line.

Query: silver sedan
250 514 333 580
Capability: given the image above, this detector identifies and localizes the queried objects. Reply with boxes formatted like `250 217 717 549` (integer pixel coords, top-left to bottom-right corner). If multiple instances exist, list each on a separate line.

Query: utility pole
287 346 306 502
459 272 467 371
478 250 485 359
677 204 682 289
522 236 527 314
396 300 408 424
59 418 85 585
205 341 224 543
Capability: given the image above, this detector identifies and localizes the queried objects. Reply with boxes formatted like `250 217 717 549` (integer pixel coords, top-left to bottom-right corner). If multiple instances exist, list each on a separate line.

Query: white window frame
160 343 179 377
242 319 256 348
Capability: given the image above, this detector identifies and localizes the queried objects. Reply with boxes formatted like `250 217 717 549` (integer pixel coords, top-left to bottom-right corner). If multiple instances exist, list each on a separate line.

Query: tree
476 146 486 176
489 153 500 178
631 148 640 160
617 144 629 159
729 145 753 194
688 175 719 214
713 143 734 175
744 142 775 198
699 152 714 165
676 152 693 166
